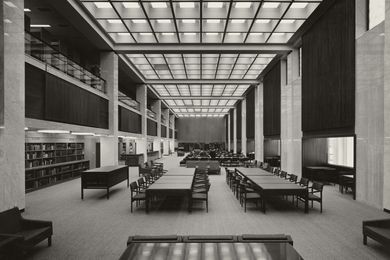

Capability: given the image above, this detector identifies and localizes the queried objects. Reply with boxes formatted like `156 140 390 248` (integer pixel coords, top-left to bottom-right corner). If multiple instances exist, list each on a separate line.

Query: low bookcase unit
25 142 90 192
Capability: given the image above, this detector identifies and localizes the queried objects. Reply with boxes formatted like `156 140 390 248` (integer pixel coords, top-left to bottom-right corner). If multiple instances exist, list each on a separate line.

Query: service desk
81 165 129 199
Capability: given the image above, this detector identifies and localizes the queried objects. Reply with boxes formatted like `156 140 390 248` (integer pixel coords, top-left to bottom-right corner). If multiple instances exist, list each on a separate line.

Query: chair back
290 174 298 183
299 177 309 187
312 182 324 192
0 207 22 234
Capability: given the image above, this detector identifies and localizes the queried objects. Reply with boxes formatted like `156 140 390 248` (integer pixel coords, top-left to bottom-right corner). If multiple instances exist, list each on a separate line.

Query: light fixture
157 19 171 24
262 3 280 8
182 19 196 24
206 32 219 36
30 24 51 28
235 2 252 8
231 19 245 24
94 2 112 8
123 2 139 8
132 19 147 24
117 32 131 36
256 19 271 24
140 32 152 36
24 8 31 12
179 2 195 8
162 32 174 35
207 2 223 8
108 19 122 24
280 19 295 24
206 19 220 24
273 32 286 36
151 2 167 8
290 3 308 9
71 132 94 136
184 32 196 36
250 32 264 36
228 32 241 36
37 130 70 134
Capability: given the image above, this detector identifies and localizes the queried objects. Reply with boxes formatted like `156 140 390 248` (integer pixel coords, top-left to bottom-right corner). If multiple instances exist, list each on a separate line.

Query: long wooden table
146 168 195 213
119 242 303 260
81 165 129 199
236 168 309 213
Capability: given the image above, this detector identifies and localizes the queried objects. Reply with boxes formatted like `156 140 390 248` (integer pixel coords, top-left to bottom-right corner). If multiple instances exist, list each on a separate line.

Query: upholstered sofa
0 207 53 256
363 219 390 247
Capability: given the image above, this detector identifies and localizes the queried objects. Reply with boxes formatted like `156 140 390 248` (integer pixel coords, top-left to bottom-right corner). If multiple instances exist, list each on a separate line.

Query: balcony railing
147 109 157 120
118 91 140 111
25 32 106 93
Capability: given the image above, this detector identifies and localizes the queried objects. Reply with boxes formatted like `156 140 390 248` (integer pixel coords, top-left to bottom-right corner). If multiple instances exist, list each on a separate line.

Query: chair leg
48 236 52 247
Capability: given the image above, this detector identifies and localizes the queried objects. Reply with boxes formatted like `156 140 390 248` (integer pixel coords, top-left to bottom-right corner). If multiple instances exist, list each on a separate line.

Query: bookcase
25 142 90 192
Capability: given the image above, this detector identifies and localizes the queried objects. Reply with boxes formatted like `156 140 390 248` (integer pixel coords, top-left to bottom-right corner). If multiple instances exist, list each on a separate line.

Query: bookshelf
25 142 90 192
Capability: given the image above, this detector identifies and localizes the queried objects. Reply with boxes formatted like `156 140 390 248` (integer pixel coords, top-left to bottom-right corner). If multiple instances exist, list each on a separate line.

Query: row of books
25 155 85 169
26 163 89 181
25 143 85 151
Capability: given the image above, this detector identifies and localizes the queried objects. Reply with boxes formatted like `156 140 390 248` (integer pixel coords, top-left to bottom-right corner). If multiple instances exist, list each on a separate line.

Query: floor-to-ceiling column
170 113 175 153
233 107 237 153
280 50 302 177
0 0 25 211
99 52 119 166
227 112 231 151
163 109 170 155
136 85 147 163
241 99 247 155
155 100 162 158
255 84 264 162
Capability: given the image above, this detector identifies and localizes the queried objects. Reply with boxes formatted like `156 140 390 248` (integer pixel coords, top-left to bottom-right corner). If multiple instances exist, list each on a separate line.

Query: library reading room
1 0 390 259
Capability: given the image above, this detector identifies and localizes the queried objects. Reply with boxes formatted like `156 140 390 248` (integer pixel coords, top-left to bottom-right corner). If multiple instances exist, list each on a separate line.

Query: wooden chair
130 182 146 212
297 181 324 212
191 181 210 212
240 183 261 212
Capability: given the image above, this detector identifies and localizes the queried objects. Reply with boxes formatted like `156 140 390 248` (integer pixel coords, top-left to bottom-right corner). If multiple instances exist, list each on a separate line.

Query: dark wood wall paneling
302 0 355 136
236 101 242 141
264 139 281 157
302 137 328 178
161 125 167 138
45 74 108 129
26 63 108 129
147 119 158 136
246 87 255 139
177 118 226 143
225 115 229 144
229 109 234 141
118 106 142 134
263 61 281 138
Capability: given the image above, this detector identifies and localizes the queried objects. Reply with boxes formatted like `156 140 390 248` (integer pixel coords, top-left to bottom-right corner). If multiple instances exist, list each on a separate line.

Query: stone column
255 84 264 162
155 100 162 158
227 113 231 151
163 109 169 155
0 0 25 211
136 85 147 163
233 107 237 153
241 99 247 155
170 114 175 153
99 52 119 166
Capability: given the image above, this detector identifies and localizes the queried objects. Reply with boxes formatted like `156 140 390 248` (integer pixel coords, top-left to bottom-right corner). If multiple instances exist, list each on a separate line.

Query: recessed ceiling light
30 24 51 28
291 3 308 9
262 3 280 8
140 32 152 36
250 32 264 36
24 8 31 12
207 19 220 24
206 32 219 35
231 19 245 24
151 2 167 8
280 20 295 24
37 130 70 134
184 32 196 36
162 32 174 35
235 2 252 8
108 19 122 24
182 19 196 24
117 32 131 36
256 19 271 24
228 32 241 36
132 19 147 24
208 2 223 8
94 2 112 8
123 2 140 8
179 2 195 8
157 19 171 24
273 32 286 36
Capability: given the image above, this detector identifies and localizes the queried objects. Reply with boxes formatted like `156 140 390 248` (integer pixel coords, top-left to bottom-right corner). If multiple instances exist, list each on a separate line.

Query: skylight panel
193 100 201 106
151 2 168 8
94 2 111 8
123 2 140 8
179 2 195 8
108 19 122 24
207 2 224 8
290 3 308 9
262 3 280 8
235 2 252 9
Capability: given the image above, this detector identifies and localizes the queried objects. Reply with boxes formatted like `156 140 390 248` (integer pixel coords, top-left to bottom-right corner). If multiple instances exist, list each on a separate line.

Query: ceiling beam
160 96 244 100
146 79 259 85
170 106 235 109
114 44 293 54
175 112 229 114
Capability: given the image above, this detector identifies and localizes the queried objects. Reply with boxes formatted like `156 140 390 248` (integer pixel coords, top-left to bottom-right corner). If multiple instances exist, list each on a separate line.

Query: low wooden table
81 165 129 199
119 242 303 260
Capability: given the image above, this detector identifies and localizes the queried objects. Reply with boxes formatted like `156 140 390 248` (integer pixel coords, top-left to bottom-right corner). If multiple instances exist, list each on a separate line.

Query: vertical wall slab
233 108 237 153
255 84 264 162
99 52 119 166
356 23 385 208
281 50 302 177
383 1 390 210
241 99 247 155
0 0 25 211
137 85 147 162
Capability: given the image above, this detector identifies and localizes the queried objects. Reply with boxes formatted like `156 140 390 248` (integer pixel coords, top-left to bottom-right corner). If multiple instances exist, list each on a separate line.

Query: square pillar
255 84 264 162
241 99 247 155
155 100 162 158
0 0 25 211
137 85 147 163
233 108 237 153
227 113 231 151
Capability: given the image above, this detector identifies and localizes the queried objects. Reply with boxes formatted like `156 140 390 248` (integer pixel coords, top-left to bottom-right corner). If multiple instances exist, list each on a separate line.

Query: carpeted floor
24 154 390 260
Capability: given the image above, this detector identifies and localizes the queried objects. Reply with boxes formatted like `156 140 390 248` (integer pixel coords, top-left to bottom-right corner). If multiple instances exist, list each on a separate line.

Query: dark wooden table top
305 166 336 171
147 183 193 191
236 168 274 176
83 165 128 173
119 242 303 260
